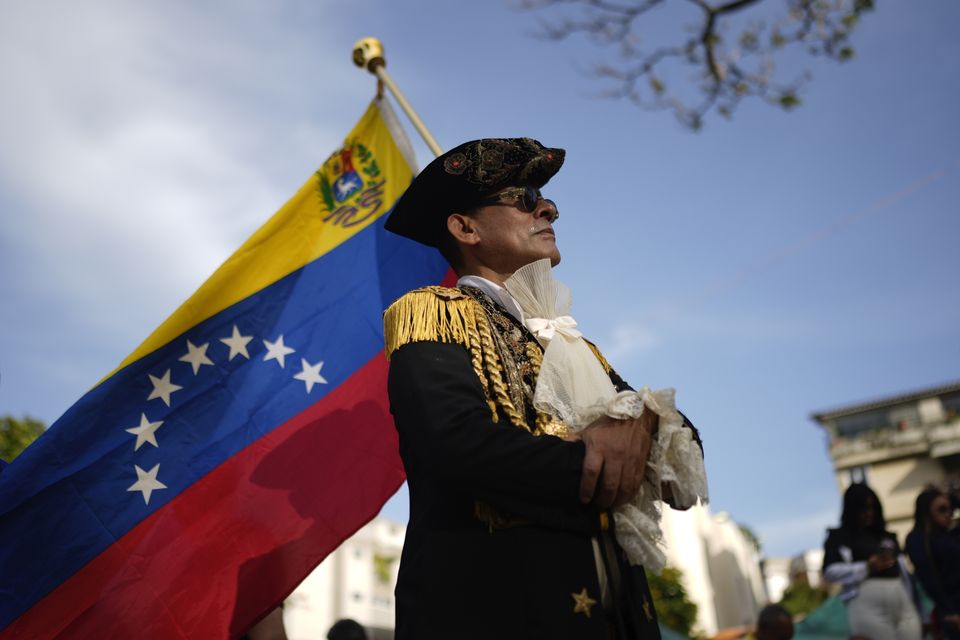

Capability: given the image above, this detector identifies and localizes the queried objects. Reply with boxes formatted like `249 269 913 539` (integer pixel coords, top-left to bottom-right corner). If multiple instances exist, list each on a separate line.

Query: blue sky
1 1 957 559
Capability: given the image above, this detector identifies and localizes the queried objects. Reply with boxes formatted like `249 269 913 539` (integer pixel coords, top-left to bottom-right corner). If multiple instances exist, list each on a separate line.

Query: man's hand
578 411 658 508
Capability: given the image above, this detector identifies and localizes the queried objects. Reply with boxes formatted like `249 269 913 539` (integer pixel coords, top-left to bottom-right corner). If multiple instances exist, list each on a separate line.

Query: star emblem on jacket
571 587 597 618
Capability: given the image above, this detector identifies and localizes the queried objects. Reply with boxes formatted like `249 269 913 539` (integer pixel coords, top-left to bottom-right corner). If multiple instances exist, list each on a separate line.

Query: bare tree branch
516 0 874 130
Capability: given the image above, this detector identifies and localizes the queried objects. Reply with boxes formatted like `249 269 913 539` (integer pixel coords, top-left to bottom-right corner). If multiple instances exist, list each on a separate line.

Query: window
847 466 870 485
942 391 960 420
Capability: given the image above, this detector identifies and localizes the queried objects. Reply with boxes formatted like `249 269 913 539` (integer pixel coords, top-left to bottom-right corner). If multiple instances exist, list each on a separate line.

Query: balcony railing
828 419 960 461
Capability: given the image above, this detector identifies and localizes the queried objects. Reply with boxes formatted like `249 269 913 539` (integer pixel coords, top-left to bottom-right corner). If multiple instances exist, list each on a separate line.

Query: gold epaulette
383 285 532 428
383 286 481 359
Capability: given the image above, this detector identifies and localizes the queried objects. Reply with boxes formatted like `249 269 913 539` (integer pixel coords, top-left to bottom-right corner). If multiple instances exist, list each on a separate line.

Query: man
383 138 701 639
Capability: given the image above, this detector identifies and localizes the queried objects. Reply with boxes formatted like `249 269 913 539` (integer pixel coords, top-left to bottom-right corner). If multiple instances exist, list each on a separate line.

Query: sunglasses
475 186 559 222
934 505 953 514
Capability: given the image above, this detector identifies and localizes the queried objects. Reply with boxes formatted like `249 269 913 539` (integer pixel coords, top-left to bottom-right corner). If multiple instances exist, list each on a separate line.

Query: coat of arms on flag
0 97 449 639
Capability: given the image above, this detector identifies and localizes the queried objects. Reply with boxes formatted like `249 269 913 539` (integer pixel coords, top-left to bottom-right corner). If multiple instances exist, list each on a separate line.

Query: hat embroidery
444 153 468 175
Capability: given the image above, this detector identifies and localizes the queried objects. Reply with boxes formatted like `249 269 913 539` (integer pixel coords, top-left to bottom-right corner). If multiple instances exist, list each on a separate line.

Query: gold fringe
383 286 498 417
384 286 474 358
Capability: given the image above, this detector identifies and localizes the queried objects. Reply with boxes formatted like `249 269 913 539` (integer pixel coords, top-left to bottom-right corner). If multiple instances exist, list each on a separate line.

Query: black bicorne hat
384 137 565 247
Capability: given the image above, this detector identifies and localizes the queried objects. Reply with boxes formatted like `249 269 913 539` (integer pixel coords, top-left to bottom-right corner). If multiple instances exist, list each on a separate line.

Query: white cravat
502 259 709 572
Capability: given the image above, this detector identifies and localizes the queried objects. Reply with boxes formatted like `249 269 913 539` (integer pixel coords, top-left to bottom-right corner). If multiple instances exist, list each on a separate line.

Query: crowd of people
822 481 960 640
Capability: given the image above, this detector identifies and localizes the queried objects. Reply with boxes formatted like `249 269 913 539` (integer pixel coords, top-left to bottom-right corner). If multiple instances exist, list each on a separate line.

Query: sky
1 0 958 560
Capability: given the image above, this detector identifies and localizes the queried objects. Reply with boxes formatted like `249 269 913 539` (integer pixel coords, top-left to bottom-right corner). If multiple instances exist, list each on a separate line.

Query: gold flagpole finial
352 37 385 73
352 37 443 158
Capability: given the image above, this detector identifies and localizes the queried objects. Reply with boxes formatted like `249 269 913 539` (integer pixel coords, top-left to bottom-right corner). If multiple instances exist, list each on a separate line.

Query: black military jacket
385 286 664 639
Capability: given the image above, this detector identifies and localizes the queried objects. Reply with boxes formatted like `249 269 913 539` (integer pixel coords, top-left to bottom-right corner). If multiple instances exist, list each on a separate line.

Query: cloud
0 0 390 423
601 321 660 362
0 0 361 340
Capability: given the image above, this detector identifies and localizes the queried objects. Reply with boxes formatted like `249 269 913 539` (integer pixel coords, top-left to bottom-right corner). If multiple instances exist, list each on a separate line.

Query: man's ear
447 213 480 246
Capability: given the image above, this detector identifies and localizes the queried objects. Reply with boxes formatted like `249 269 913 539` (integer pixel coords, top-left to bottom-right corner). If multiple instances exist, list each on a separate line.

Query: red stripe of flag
2 354 401 640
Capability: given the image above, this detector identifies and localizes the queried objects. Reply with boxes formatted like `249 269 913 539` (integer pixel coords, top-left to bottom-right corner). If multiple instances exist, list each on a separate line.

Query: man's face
468 185 561 274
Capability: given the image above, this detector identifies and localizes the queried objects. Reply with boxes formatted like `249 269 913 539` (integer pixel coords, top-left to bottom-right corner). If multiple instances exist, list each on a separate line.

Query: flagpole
352 37 444 158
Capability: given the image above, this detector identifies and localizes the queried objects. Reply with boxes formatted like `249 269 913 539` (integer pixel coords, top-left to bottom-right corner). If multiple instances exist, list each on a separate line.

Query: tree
646 565 703 638
778 574 828 617
519 0 875 130
739 523 762 554
0 415 45 462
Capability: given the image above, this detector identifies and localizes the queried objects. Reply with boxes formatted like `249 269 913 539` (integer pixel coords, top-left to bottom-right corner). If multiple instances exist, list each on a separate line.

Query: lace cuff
608 387 708 568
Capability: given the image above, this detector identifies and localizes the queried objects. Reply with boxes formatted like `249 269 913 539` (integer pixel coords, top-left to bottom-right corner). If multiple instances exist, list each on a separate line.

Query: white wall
661 504 767 636
284 518 405 640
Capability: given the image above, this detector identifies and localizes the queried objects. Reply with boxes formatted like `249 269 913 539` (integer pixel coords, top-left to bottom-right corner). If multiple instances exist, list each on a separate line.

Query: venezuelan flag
0 98 449 638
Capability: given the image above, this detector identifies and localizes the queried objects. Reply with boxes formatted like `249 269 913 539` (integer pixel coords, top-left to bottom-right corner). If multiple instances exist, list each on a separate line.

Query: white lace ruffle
503 260 708 571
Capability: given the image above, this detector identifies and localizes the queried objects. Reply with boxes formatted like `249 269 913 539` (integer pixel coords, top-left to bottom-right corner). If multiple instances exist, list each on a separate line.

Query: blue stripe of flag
0 214 447 628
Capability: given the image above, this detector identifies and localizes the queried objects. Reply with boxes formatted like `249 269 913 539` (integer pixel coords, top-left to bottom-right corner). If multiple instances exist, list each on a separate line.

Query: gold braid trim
474 310 517 427
463 309 497 421
585 339 613 375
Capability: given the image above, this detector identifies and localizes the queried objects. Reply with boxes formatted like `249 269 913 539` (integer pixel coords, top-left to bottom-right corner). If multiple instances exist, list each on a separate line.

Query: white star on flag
262 335 296 368
293 358 328 393
178 339 214 374
147 369 183 407
220 325 253 360
125 413 164 451
127 464 167 505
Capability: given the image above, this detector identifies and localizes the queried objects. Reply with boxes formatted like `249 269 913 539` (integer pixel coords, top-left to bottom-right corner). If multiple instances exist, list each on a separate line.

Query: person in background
822 482 921 640
906 486 960 639
327 618 368 640
754 604 794 640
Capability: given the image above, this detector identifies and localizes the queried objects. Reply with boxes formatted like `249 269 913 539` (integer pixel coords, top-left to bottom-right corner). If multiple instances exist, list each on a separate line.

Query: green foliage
739 523 762 553
646 566 703 639
778 579 828 617
778 93 802 110
372 553 397 584
0 415 45 462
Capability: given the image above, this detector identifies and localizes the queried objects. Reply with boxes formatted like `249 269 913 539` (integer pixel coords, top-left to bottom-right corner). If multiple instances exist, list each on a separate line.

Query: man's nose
534 198 559 222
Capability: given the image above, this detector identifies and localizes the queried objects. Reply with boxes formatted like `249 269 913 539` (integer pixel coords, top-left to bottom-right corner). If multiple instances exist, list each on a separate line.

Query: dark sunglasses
475 186 559 222
933 504 953 514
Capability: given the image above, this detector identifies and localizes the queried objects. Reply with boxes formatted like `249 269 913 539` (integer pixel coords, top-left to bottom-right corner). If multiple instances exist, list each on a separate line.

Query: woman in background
906 487 960 639
822 483 920 640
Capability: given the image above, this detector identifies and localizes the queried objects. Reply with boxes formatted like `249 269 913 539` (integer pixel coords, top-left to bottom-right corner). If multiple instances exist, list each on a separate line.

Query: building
812 380 960 542
661 505 767 636
761 556 792 604
284 517 404 640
